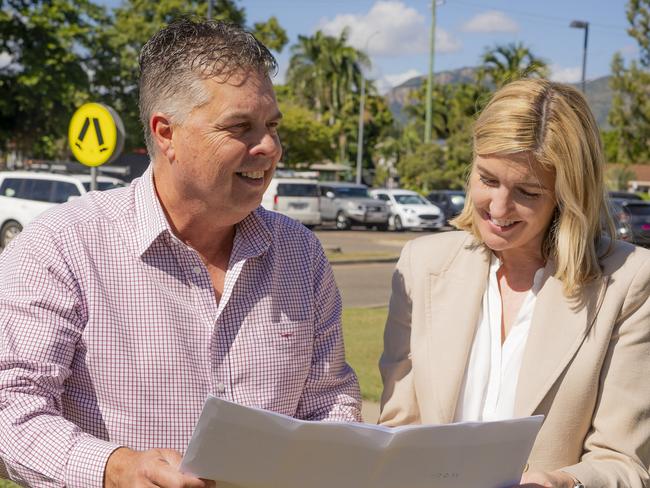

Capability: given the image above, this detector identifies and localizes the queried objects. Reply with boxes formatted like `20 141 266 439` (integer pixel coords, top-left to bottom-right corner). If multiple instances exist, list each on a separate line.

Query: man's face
163 70 282 223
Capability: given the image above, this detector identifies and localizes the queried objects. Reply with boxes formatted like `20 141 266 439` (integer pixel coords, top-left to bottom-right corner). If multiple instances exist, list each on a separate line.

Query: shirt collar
133 165 272 260
134 164 172 256
230 207 272 262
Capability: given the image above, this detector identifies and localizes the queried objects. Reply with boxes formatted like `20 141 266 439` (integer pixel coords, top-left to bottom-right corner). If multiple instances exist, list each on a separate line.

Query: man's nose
250 131 281 158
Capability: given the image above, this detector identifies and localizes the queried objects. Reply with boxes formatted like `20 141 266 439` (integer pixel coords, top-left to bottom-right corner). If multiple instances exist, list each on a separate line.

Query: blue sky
103 0 637 92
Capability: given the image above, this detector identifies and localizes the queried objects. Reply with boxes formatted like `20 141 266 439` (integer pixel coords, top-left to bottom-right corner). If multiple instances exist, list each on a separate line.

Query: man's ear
151 113 175 160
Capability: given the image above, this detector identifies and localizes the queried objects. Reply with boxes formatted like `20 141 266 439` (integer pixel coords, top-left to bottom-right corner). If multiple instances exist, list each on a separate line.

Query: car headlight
405 207 416 215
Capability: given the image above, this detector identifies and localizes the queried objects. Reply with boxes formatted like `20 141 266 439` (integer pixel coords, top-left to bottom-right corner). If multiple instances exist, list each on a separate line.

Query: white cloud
0 52 12 69
318 1 461 57
462 11 519 33
385 69 422 88
550 64 582 83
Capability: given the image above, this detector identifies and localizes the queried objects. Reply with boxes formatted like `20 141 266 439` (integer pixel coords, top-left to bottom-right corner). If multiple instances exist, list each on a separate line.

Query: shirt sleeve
561 257 650 487
0 224 122 488
294 235 362 422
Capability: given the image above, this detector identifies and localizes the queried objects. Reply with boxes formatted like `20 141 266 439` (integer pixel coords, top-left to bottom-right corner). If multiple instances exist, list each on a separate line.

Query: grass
341 307 388 403
0 307 388 485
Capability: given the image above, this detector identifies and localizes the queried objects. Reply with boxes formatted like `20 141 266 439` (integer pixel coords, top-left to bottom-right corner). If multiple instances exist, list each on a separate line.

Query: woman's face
469 152 556 258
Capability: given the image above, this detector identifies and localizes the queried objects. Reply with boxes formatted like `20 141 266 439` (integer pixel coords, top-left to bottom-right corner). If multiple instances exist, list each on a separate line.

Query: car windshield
625 204 650 216
394 194 428 205
82 181 125 192
334 187 369 198
277 183 319 197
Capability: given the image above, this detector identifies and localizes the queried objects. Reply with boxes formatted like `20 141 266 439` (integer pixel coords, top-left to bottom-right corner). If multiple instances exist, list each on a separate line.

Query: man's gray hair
138 18 278 157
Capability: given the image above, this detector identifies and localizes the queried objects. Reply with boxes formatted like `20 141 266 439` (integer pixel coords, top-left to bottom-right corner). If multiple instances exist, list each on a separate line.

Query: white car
0 171 126 247
370 189 444 231
261 178 321 228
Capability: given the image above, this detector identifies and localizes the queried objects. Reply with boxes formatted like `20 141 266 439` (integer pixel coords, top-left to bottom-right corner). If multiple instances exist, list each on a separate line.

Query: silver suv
319 183 389 230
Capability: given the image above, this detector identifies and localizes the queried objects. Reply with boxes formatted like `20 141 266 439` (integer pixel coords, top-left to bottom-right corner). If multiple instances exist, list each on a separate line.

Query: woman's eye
479 175 498 187
519 189 541 199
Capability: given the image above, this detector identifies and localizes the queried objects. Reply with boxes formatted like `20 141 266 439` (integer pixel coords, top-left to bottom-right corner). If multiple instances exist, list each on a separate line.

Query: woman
379 79 650 488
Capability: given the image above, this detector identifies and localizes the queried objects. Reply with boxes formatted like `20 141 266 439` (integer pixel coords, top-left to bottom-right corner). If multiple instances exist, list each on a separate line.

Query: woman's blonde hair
452 78 614 297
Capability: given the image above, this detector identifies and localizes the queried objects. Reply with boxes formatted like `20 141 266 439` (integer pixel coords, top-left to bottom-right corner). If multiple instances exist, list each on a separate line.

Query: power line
450 0 628 33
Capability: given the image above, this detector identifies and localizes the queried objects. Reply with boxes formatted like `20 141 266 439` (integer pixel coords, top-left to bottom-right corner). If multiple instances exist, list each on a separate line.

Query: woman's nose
489 187 513 217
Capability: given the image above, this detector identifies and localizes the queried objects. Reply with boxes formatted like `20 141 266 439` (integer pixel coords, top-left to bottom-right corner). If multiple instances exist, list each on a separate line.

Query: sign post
68 103 125 190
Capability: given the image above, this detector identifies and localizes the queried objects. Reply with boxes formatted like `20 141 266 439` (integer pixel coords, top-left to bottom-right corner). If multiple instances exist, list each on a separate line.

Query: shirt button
216 383 226 394
192 266 202 275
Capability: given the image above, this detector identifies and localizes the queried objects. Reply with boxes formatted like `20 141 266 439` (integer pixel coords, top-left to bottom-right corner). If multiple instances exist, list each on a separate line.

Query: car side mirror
325 191 335 199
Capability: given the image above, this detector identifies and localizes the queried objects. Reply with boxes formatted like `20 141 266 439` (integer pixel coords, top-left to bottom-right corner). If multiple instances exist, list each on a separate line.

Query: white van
0 171 126 247
261 178 321 228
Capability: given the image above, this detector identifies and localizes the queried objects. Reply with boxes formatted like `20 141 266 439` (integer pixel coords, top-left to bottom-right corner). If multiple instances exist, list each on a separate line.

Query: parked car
426 189 466 223
0 171 126 248
608 191 644 201
261 178 321 228
608 199 633 242
611 199 650 247
319 182 389 230
370 189 444 231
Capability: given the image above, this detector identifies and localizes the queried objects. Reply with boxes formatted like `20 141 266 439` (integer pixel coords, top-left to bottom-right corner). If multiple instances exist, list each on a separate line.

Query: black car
611 199 650 247
426 190 466 223
608 191 644 202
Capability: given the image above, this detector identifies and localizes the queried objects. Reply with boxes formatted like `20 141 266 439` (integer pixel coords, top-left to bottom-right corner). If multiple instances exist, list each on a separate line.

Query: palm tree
478 42 548 88
286 29 370 162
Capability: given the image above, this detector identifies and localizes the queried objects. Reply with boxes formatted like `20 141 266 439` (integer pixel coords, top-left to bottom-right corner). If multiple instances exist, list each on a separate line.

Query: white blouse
454 254 544 422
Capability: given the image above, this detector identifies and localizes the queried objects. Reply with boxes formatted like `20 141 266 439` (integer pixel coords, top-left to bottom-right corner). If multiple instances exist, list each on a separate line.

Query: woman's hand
517 470 577 488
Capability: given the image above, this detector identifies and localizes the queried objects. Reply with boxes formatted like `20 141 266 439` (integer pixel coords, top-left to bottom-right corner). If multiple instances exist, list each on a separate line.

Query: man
0 19 361 487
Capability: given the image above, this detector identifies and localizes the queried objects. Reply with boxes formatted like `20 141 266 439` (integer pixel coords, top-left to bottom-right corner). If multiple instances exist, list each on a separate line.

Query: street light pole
207 0 213 20
424 0 437 144
355 75 366 185
355 31 379 185
570 20 589 93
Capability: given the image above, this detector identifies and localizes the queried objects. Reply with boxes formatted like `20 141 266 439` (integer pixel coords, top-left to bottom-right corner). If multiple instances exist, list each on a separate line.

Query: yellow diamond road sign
68 103 124 167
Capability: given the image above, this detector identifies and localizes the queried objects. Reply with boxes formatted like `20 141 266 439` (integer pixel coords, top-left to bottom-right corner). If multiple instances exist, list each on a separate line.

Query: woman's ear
151 113 175 161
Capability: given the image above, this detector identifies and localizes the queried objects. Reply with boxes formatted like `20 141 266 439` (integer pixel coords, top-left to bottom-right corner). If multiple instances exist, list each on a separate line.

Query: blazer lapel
424 240 490 423
514 269 608 417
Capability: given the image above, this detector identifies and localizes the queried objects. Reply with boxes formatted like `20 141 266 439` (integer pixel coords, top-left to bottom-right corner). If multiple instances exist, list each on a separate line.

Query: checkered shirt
0 166 361 487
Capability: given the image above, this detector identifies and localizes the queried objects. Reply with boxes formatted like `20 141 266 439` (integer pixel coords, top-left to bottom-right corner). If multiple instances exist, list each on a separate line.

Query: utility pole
424 0 437 144
207 0 213 20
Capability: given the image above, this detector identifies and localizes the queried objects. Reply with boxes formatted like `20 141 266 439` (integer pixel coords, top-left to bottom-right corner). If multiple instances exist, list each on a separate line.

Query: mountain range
385 67 613 129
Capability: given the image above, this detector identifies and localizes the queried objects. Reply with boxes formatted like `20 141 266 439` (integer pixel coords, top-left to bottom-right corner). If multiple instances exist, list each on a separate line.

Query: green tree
477 42 548 88
91 0 287 151
397 141 467 193
286 29 370 163
607 0 650 163
277 102 335 167
0 0 107 158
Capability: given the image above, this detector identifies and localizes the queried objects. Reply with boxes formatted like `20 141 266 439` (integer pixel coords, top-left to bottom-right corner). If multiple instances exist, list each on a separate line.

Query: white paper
181 396 543 488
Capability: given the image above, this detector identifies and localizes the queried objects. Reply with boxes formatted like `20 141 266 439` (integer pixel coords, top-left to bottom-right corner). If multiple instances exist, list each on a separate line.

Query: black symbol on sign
75 117 107 152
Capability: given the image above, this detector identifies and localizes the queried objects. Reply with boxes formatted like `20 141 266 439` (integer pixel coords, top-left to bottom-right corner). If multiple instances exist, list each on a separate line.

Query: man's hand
517 470 577 488
104 447 216 488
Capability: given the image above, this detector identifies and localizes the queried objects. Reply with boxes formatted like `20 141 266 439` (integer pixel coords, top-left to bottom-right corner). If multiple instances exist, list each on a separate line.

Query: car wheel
393 215 404 232
1 220 22 248
335 212 351 230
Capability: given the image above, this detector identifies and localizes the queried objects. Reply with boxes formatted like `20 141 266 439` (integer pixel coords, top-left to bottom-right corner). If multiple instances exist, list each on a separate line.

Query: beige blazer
379 231 650 487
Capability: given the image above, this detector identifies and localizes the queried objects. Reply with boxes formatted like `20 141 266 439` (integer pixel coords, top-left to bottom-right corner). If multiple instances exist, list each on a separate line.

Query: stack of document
181 396 543 488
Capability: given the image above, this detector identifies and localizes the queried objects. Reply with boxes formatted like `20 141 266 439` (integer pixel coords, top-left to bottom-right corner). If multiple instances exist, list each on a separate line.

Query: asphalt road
315 229 442 308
